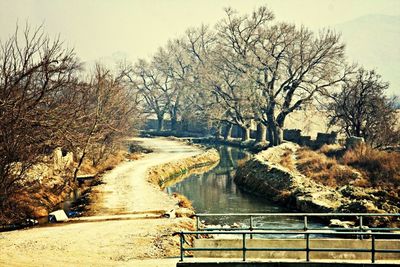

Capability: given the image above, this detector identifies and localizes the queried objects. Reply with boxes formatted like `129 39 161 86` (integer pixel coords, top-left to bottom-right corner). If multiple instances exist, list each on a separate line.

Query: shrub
279 149 295 171
172 193 193 209
342 144 400 186
297 148 360 187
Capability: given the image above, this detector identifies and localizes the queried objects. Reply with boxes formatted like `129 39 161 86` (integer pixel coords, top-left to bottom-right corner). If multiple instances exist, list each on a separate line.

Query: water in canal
166 145 325 234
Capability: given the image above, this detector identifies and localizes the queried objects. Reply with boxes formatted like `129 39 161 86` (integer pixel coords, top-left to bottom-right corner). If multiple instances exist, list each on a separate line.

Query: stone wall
283 129 337 148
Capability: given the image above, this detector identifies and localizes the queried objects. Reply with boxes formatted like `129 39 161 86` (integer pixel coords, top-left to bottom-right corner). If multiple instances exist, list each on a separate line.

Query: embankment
234 143 399 226
148 148 220 189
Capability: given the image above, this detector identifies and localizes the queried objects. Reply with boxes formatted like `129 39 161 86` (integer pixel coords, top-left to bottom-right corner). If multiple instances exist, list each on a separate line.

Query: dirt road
88 137 201 215
0 137 203 267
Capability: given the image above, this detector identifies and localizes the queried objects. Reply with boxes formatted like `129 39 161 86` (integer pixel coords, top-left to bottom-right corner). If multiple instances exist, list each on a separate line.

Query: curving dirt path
88 137 201 215
0 137 203 267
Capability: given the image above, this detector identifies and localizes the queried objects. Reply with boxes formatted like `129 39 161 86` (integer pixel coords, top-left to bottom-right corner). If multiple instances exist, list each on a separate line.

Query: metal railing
195 213 400 233
175 213 400 263
176 230 400 262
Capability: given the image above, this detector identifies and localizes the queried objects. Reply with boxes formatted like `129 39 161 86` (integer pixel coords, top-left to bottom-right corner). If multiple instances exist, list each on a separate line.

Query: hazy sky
1 0 399 90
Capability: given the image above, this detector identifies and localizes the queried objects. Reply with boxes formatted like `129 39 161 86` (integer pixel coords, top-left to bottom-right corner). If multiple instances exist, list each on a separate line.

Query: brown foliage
172 193 193 209
279 149 295 171
296 148 359 187
0 25 142 223
343 144 400 186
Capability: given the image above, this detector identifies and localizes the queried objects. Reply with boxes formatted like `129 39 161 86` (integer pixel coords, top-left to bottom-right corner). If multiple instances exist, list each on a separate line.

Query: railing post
180 233 184 262
242 233 246 261
303 215 308 230
371 235 375 263
306 233 310 262
359 215 364 240
250 216 253 239
196 215 200 239
304 215 308 239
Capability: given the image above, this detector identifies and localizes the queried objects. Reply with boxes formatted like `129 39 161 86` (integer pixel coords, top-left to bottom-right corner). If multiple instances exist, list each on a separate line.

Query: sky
0 0 399 92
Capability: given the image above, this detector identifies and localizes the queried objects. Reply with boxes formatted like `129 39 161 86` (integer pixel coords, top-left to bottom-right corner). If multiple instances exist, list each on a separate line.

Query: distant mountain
334 14 400 95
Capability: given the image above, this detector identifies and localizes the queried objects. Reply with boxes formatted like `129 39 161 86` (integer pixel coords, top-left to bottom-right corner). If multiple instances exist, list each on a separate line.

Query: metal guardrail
175 213 400 263
176 230 400 263
195 213 400 233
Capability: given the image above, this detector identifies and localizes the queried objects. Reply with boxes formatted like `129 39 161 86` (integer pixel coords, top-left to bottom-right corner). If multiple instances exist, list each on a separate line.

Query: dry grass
342 144 400 186
279 149 295 171
147 149 220 187
296 148 360 187
172 192 193 209
318 144 345 158
95 151 126 173
79 151 141 175
296 143 400 191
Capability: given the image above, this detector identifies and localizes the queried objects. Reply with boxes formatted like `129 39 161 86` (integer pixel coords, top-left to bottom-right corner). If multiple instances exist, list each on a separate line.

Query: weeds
296 143 400 191
172 193 193 209
279 149 295 171
342 144 400 186
296 148 360 187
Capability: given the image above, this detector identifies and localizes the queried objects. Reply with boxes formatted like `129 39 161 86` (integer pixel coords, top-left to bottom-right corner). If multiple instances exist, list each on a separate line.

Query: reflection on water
166 145 325 233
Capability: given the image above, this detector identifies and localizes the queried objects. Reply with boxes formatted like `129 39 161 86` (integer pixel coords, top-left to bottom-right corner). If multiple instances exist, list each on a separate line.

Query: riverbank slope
234 142 400 226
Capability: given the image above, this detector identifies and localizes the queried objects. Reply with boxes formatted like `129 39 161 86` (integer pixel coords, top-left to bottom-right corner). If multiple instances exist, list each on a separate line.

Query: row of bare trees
127 6 398 148
0 25 140 219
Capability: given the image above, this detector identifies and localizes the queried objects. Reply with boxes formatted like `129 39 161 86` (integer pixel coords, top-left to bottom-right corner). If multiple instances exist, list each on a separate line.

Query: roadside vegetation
0 26 143 224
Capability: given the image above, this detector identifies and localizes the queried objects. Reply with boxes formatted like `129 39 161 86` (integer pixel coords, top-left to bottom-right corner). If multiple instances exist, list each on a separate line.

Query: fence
176 213 400 263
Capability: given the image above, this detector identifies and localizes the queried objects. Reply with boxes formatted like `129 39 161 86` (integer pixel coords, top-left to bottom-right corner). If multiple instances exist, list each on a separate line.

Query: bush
343 144 400 186
172 193 193 209
297 148 360 187
279 149 295 171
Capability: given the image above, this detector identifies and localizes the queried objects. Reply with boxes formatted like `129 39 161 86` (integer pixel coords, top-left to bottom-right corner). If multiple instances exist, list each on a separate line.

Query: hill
334 14 400 95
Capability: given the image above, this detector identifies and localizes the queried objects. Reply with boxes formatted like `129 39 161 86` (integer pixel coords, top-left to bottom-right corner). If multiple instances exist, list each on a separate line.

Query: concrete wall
193 239 400 261
178 261 399 267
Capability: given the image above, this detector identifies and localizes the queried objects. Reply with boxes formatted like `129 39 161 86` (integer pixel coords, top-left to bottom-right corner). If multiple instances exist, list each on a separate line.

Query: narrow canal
166 145 325 233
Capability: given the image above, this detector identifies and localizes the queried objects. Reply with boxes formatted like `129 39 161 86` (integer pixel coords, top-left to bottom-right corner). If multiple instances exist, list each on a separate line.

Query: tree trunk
223 123 232 140
73 151 86 182
274 126 283 145
181 119 189 132
255 123 267 143
241 126 250 141
214 124 222 139
157 115 164 131
266 124 273 144
267 121 283 146
170 116 177 132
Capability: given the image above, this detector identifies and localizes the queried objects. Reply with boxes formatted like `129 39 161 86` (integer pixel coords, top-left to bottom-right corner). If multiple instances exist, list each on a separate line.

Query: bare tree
180 25 220 133
328 68 400 147
205 7 274 141
0 25 141 222
71 64 139 178
121 59 169 131
0 25 80 220
249 20 350 145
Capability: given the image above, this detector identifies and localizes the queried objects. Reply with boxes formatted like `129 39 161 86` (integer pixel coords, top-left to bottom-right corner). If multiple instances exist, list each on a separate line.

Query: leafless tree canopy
0 25 140 221
1 6 398 222
328 68 399 147
127 6 384 145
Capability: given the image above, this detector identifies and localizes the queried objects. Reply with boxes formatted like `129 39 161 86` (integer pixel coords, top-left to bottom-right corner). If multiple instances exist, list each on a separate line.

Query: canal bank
166 144 325 230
